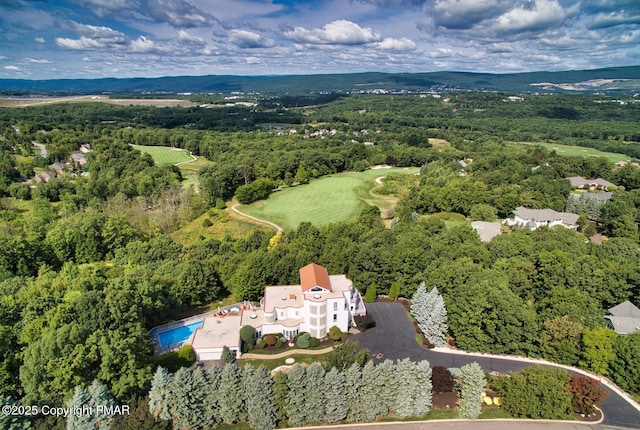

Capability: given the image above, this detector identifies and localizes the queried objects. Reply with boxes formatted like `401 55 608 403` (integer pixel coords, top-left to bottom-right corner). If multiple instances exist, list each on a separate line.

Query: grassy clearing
130 144 194 165
514 141 632 163
175 156 214 190
170 210 271 245
243 167 419 231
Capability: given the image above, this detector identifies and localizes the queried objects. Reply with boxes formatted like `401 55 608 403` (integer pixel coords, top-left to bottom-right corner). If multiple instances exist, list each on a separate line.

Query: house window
333 302 338 311
333 314 337 322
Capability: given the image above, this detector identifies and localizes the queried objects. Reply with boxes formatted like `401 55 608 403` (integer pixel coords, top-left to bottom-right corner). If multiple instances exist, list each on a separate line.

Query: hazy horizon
1 0 639 80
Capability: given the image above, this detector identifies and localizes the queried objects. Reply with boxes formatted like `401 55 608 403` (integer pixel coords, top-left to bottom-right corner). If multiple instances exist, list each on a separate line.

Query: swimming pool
156 321 204 347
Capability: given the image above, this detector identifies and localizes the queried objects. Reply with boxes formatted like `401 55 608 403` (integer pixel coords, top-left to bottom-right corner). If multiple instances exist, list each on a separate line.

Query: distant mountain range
1 66 639 95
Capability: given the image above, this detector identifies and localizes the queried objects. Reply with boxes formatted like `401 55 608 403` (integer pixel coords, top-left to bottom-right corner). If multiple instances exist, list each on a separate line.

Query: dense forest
1 92 640 428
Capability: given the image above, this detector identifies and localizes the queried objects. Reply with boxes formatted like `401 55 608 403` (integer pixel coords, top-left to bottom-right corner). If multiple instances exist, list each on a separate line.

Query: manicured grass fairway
130 144 194 165
243 167 419 231
515 141 633 163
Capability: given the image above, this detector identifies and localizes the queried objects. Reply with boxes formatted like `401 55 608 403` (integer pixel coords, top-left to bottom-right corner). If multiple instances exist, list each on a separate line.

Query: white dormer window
310 287 323 292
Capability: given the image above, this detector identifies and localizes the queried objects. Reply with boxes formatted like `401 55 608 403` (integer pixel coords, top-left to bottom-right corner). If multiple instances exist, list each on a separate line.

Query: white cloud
64 21 128 43
34 37 45 43
56 36 109 50
375 37 416 51
495 0 567 34
0 56 7 60
129 36 158 53
4 65 19 71
177 30 205 45
229 29 274 48
25 58 52 64
283 20 381 45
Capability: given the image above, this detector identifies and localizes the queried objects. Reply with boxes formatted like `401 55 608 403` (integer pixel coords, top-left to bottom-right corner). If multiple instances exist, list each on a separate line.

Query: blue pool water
157 321 204 347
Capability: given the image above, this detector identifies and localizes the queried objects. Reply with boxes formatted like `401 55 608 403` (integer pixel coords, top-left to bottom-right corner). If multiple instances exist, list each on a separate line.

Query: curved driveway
351 302 640 429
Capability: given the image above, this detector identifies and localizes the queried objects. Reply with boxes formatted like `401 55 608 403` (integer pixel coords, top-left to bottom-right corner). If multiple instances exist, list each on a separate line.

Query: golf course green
242 167 419 231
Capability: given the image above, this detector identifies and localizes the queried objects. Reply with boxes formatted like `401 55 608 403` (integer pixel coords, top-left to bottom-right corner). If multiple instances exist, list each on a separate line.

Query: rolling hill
0 66 638 95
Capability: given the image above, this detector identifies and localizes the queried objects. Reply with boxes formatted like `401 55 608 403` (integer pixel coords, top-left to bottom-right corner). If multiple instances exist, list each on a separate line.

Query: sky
0 0 639 80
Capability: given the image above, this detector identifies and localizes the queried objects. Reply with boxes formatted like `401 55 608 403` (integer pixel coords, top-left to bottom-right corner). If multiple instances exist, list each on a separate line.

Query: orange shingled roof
300 263 331 292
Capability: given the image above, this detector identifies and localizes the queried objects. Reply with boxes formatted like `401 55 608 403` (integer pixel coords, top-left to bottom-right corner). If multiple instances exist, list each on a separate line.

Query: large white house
512 206 580 230
190 263 366 361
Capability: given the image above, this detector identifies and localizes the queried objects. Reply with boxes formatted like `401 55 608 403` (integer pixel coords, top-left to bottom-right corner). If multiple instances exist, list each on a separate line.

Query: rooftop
190 315 241 350
300 263 331 292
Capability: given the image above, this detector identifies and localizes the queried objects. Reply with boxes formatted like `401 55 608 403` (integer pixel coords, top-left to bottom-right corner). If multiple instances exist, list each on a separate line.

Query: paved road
352 302 640 429
32 141 47 158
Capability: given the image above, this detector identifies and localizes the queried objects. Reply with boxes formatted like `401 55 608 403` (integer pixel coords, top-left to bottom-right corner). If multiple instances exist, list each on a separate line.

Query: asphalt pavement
351 302 640 429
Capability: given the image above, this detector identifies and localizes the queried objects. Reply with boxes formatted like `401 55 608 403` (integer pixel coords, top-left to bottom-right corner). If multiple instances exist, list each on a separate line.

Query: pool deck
149 302 255 356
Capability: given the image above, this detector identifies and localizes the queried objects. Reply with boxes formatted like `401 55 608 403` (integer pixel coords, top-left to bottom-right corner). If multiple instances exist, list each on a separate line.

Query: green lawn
243 167 419 231
514 141 633 163
130 144 194 165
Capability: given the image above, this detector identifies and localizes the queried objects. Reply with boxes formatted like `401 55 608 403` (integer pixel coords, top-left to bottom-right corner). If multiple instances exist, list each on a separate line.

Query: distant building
512 207 580 230
566 176 615 190
605 301 640 335
471 221 502 242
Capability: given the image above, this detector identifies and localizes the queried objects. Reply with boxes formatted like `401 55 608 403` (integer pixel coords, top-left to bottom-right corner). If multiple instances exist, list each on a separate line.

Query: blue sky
0 0 639 79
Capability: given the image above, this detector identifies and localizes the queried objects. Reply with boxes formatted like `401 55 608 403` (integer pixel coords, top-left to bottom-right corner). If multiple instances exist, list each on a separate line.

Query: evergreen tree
218 363 245 424
324 368 348 423
457 362 486 419
66 386 93 430
363 282 377 303
87 380 116 429
388 281 401 301
304 363 326 424
169 367 200 430
286 364 307 426
220 345 235 364
149 367 173 421
343 363 364 422
410 283 448 347
392 358 416 418
413 360 433 416
375 359 397 417
204 366 222 426
191 367 216 430
272 371 289 423
243 365 277 430
359 361 386 421
66 380 115 430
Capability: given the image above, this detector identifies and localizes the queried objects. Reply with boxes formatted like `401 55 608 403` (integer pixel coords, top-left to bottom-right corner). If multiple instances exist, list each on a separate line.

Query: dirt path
174 153 197 166
231 203 284 233
242 346 334 360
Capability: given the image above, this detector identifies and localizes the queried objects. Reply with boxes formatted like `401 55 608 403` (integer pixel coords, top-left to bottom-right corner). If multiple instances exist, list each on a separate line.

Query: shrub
275 337 283 349
240 325 256 349
257 339 267 349
354 314 375 332
296 332 311 349
432 366 454 393
309 337 320 347
201 217 213 227
328 326 343 341
491 365 572 419
570 375 609 415
177 344 196 363
264 334 278 346
215 198 226 209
